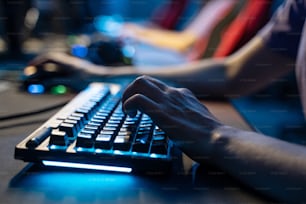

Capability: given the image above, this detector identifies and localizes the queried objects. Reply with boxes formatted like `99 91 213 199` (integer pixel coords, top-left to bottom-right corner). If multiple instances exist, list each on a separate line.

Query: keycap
76 108 90 120
76 133 94 148
84 125 100 135
90 118 104 124
58 123 76 138
93 115 107 120
113 135 132 151
103 126 117 131
150 139 168 155
49 129 68 146
95 134 113 149
64 119 80 131
132 124 153 153
132 133 151 153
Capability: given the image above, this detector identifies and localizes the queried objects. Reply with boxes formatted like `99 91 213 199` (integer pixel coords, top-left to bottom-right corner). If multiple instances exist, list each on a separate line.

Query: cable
0 100 69 121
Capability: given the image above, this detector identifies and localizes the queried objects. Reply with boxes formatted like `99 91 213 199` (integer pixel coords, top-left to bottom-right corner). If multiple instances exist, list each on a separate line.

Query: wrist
182 124 228 164
209 125 238 165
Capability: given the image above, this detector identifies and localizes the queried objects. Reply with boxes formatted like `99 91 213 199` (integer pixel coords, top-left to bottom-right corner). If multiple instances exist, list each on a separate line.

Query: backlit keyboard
15 83 173 173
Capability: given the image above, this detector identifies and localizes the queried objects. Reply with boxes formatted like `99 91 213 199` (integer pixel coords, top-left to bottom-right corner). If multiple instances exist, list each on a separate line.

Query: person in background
30 0 273 69
120 0 273 58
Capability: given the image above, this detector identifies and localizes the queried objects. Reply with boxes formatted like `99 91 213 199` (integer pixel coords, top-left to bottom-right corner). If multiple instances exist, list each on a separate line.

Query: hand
28 52 102 79
122 76 224 161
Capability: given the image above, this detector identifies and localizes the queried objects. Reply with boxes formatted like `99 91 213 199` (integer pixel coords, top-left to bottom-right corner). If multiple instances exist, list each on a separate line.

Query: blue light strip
42 160 132 173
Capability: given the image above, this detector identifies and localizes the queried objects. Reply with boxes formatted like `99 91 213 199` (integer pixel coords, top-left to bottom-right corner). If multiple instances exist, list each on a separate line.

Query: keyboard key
132 142 150 153
93 115 107 120
117 130 133 136
58 123 76 138
105 123 119 128
49 129 68 146
76 108 91 120
108 119 122 124
95 112 109 117
76 133 94 148
100 130 115 135
95 134 113 149
103 126 117 131
71 112 85 120
87 121 101 127
150 140 168 155
48 120 61 129
132 133 151 153
113 135 132 151
132 121 154 153
90 118 104 124
81 129 96 136
68 116 82 124
64 119 80 131
84 125 100 135
110 116 124 121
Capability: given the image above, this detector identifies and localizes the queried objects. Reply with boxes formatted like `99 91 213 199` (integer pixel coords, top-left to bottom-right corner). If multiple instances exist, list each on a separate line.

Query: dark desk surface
0 81 271 204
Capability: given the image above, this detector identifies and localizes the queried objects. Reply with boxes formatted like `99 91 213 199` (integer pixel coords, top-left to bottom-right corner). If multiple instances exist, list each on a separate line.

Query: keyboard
15 82 173 173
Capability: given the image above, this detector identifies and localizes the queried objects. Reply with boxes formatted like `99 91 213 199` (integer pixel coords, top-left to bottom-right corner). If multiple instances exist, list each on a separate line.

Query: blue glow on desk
11 166 136 201
42 160 132 173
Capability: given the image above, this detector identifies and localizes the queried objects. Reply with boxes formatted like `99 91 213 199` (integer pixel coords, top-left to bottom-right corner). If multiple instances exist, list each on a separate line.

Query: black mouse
86 39 134 66
21 63 88 94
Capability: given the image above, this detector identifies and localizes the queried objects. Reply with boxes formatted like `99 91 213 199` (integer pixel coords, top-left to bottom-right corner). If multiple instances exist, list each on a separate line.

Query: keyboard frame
15 83 173 174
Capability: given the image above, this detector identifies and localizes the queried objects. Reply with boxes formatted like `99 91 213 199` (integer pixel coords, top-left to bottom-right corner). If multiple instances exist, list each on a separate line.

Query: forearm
84 59 231 98
85 34 295 98
210 125 306 202
225 25 296 96
122 23 196 52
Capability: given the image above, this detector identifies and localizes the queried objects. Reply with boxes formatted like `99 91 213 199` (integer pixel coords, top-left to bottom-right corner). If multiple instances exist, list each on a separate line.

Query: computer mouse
21 62 88 94
86 39 134 66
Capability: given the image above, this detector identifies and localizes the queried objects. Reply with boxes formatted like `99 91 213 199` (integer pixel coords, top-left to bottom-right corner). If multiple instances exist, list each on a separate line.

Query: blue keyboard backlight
42 160 132 173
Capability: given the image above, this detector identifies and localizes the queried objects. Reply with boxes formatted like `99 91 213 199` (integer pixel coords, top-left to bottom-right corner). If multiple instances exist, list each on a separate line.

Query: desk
0 81 271 204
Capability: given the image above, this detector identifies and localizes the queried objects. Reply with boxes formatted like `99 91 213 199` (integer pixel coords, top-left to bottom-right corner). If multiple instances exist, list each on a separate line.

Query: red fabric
213 0 272 58
187 2 236 61
151 0 189 29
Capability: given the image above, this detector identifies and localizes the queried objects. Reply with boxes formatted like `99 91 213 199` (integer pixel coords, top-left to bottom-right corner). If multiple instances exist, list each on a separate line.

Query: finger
28 53 59 66
143 76 169 91
122 93 161 118
28 53 69 66
122 76 164 103
28 55 51 66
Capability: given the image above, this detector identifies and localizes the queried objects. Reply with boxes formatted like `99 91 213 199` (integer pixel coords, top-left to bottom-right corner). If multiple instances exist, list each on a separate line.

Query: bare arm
120 0 235 53
85 29 294 97
121 76 306 202
210 125 306 202
29 23 295 98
